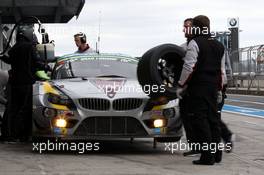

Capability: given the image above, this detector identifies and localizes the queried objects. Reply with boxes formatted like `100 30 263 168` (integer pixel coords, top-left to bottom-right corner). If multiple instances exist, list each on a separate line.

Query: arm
178 40 199 86
221 54 227 88
225 51 233 79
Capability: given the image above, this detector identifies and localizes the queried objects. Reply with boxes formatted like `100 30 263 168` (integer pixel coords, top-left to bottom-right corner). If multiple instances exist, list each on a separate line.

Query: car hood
49 77 148 99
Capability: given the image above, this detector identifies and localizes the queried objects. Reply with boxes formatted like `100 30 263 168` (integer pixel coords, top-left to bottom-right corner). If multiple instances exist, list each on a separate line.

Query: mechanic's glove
35 70 50 80
217 91 223 104
176 84 187 100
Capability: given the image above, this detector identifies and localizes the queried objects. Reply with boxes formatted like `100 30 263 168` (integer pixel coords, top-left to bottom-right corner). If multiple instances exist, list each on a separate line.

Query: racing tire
137 44 185 100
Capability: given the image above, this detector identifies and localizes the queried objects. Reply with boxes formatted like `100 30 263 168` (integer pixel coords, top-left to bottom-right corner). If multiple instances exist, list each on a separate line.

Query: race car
32 53 183 141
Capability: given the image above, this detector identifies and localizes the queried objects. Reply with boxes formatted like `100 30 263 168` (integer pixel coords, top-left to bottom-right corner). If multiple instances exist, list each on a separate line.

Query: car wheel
137 44 185 100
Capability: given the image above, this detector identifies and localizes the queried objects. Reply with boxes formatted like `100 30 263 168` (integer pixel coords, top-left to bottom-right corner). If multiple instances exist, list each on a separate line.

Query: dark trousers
179 96 196 148
2 83 32 139
217 94 232 142
186 85 221 161
1 83 11 138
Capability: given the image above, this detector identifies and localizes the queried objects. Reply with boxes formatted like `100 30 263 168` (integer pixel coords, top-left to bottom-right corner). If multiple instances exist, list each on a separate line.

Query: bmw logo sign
229 18 237 27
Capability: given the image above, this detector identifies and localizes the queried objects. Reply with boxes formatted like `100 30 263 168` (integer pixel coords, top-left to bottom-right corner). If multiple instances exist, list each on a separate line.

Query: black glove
176 84 188 99
44 64 52 72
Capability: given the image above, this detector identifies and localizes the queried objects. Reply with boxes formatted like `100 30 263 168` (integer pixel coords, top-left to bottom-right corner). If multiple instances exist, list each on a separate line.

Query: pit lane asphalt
225 94 264 110
0 94 264 175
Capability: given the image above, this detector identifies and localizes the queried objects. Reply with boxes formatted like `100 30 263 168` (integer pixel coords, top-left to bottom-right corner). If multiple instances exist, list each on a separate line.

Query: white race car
32 53 183 141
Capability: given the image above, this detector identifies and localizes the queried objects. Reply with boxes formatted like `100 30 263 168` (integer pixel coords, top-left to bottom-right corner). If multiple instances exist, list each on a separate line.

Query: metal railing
232 45 264 74
230 45 264 92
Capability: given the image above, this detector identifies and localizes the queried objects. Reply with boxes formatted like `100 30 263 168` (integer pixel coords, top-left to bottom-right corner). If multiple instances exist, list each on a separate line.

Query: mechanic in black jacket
0 24 46 142
176 15 224 165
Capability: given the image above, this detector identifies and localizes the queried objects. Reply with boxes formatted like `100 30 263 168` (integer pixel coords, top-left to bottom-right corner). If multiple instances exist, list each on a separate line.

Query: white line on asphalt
222 110 264 119
227 94 264 98
226 99 264 105
244 121 261 126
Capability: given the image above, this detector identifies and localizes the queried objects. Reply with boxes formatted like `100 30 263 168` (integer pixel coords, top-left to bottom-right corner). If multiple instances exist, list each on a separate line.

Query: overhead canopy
0 0 85 24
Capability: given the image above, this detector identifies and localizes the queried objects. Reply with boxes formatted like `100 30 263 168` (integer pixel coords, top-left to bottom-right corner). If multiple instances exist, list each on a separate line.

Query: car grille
78 98 110 110
78 98 143 111
113 98 143 110
74 117 148 136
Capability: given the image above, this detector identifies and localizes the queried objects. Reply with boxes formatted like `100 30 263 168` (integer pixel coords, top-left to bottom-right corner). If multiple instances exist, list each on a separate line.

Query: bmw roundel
229 18 237 27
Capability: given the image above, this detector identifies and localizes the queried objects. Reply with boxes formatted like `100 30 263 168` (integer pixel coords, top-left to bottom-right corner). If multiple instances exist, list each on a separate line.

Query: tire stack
137 44 185 100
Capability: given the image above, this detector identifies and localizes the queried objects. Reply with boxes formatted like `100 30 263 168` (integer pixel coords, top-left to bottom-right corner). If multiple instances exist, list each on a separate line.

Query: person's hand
44 64 52 72
176 84 187 99
217 91 223 104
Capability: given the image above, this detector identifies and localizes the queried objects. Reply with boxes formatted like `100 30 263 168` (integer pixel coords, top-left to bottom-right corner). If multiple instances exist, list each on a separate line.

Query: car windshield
53 58 138 79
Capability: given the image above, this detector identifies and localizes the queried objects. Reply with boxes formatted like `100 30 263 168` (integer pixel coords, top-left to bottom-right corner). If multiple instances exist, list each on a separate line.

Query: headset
74 32 86 44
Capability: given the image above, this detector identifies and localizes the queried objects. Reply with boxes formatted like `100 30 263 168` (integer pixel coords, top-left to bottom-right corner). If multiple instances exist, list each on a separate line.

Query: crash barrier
230 45 264 91
137 44 185 100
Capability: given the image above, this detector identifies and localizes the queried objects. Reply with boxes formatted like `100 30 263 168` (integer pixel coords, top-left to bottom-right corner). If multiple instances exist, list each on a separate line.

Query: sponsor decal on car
53 127 67 135
90 79 126 98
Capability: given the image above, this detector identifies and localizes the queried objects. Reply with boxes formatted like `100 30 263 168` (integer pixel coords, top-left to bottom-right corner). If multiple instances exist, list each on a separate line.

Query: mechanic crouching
176 15 224 165
0 24 48 142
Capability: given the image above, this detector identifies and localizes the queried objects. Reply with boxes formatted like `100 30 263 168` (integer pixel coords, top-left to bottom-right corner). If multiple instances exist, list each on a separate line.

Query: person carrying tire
176 15 224 165
179 18 201 156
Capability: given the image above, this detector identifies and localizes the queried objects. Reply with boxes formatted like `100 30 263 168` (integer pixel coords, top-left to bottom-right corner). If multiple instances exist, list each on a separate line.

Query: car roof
56 53 138 65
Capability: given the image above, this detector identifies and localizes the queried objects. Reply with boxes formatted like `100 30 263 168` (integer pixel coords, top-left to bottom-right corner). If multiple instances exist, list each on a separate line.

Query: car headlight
43 82 75 109
144 118 167 128
54 118 67 128
153 119 166 128
47 93 76 110
163 108 175 118
47 93 71 106
43 108 74 118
